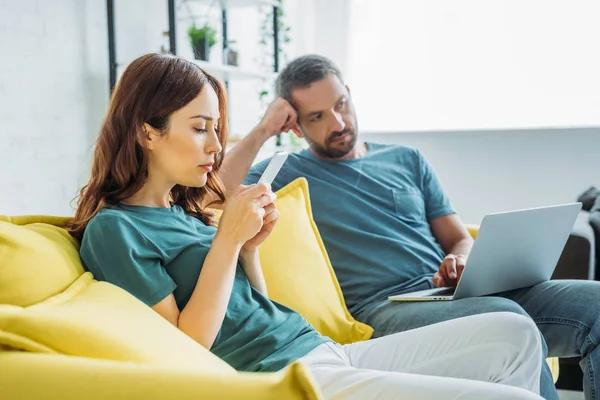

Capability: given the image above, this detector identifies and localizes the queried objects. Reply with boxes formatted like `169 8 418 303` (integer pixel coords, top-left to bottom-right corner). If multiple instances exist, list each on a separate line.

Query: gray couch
553 210 597 280
552 197 600 390
590 197 600 275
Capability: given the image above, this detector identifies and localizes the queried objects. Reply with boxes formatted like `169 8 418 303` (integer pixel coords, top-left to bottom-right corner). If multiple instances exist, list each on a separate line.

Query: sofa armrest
589 210 600 276
0 352 322 400
464 224 479 240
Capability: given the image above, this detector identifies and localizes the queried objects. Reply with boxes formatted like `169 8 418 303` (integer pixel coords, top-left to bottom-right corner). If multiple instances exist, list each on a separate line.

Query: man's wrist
252 124 275 141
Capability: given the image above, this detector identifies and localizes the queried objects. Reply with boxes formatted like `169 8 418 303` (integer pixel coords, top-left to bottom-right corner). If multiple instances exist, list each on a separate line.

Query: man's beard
310 128 357 159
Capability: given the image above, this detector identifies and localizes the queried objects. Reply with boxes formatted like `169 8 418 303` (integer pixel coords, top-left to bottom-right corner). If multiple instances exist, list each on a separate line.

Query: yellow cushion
0 216 83 307
0 272 232 371
259 178 374 344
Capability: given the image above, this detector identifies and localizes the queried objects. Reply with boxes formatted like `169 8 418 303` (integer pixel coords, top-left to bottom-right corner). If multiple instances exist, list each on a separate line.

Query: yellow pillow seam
28 272 94 309
0 330 60 354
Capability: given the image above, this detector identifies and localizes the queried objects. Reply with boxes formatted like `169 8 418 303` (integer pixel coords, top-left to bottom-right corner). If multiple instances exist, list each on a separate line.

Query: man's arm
219 126 270 198
219 98 297 198
430 214 474 255
411 148 473 287
430 214 474 287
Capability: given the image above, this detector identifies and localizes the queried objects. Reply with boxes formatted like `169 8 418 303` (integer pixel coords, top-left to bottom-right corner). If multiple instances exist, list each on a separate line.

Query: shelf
191 59 276 81
183 0 280 9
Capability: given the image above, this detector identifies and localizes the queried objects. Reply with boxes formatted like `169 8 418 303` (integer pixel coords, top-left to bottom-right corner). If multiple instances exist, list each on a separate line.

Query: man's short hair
275 55 344 103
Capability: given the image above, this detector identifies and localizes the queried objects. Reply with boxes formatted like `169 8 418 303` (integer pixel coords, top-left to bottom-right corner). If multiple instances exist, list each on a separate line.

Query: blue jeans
354 279 600 400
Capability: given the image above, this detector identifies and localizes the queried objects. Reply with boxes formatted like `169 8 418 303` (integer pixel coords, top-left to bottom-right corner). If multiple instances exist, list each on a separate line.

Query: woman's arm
151 184 274 349
236 201 279 297
153 232 242 348
239 248 268 296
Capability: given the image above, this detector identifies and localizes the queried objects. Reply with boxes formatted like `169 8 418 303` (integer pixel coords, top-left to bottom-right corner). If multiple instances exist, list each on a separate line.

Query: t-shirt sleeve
416 150 456 221
80 213 177 306
243 157 272 186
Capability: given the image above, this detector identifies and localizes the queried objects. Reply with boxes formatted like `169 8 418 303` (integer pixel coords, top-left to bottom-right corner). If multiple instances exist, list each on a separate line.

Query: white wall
362 128 600 224
0 0 178 216
2 0 595 223
0 0 108 216
114 0 168 70
347 0 600 132
0 0 314 216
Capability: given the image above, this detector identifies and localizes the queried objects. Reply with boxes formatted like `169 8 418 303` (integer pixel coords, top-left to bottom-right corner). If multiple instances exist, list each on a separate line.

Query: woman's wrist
213 230 244 254
239 246 259 261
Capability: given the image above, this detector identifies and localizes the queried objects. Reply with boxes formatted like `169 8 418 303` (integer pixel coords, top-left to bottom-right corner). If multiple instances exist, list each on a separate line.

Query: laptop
389 202 582 302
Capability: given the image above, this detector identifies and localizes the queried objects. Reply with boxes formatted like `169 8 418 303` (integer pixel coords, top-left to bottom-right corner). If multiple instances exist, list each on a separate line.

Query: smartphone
258 152 289 186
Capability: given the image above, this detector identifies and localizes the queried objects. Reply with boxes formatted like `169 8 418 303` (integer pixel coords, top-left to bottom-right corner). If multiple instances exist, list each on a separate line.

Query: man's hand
433 254 468 288
257 97 298 137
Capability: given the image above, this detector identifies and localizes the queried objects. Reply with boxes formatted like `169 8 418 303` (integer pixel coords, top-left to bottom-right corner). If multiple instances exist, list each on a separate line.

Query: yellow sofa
0 215 322 400
0 180 558 399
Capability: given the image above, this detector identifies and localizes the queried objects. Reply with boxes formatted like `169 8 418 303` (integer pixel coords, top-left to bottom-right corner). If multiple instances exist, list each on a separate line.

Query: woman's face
146 85 222 188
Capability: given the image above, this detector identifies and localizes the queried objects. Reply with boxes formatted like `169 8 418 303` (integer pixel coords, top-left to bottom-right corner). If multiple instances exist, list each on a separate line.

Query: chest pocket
393 187 425 223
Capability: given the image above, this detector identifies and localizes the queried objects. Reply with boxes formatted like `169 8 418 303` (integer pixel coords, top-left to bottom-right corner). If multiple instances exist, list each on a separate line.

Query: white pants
298 312 543 400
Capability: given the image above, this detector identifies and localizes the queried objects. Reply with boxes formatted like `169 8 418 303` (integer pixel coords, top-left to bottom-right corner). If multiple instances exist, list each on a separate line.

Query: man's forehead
291 74 346 113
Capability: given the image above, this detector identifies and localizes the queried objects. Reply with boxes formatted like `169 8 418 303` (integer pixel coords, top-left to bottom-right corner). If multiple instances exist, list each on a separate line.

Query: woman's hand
242 202 280 252
217 183 276 247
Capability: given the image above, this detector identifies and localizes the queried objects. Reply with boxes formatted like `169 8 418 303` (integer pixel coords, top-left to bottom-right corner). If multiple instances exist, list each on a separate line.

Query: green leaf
187 24 217 48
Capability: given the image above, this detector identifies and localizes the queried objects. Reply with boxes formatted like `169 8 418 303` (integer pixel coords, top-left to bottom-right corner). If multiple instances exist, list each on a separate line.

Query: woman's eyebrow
189 115 213 120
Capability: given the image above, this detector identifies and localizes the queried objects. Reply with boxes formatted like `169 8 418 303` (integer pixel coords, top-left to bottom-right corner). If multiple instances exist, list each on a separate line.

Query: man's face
291 74 358 159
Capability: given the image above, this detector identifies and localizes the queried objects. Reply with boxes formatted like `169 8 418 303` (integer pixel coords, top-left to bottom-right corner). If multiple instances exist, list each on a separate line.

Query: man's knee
365 297 532 337
468 297 530 318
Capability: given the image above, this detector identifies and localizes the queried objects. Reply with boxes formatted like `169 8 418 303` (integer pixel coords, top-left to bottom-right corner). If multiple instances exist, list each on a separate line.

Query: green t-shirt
79 203 327 372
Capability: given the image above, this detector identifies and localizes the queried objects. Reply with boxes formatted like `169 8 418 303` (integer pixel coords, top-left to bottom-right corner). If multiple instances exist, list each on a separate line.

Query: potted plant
188 24 217 61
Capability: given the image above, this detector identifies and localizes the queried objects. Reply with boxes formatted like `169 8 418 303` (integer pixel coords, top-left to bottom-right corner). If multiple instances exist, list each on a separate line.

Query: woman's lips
199 162 214 172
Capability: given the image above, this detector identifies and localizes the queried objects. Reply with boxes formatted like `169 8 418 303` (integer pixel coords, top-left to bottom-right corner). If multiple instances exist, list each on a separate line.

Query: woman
71 53 543 400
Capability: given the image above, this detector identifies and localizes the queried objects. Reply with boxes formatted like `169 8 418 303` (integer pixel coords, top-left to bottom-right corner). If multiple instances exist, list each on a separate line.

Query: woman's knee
472 298 542 351
486 312 542 356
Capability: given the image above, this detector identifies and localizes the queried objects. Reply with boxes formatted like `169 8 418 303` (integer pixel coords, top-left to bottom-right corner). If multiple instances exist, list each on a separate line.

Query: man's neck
310 142 368 162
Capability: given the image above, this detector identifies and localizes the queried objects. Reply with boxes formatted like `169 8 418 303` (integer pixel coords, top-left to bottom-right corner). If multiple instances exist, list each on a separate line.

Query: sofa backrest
0 215 83 307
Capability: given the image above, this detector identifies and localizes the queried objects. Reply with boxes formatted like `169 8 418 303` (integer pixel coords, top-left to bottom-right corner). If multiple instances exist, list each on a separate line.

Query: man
220 54 600 400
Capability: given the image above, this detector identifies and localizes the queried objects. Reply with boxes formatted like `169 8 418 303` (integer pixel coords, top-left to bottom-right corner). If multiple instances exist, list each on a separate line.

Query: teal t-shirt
245 144 455 315
79 204 327 372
